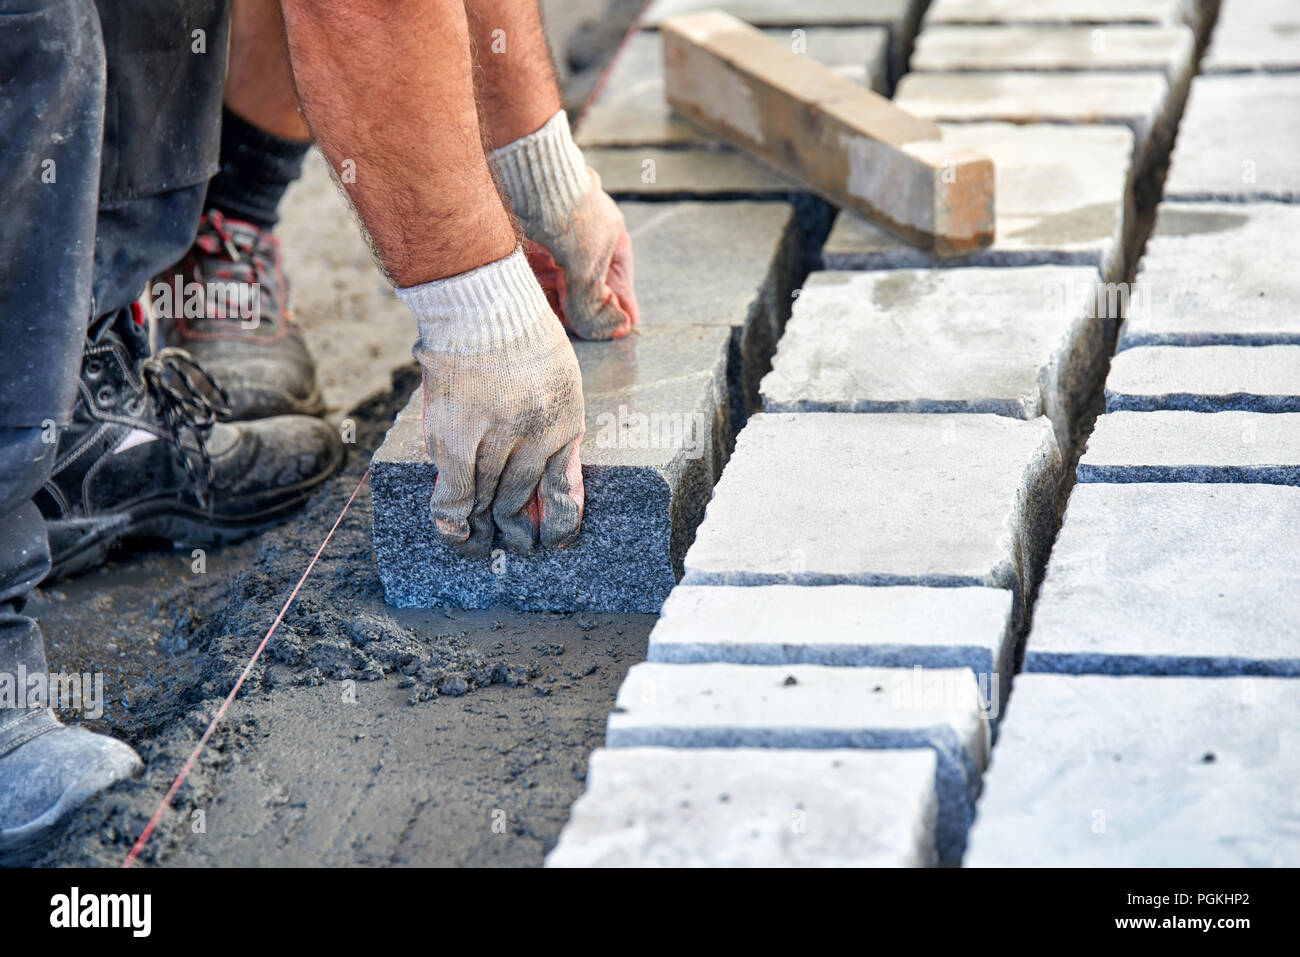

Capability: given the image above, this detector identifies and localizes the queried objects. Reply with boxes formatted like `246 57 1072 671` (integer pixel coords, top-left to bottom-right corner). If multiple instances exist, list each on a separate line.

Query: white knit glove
396 247 585 555
490 110 639 341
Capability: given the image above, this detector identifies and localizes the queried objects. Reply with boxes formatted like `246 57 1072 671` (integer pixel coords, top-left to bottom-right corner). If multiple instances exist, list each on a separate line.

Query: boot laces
140 348 233 509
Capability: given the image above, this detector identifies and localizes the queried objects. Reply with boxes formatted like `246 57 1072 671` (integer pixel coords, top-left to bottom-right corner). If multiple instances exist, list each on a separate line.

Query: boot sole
44 442 346 582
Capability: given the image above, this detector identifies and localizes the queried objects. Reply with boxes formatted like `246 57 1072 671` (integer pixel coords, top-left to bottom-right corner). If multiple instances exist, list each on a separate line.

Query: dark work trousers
0 0 228 747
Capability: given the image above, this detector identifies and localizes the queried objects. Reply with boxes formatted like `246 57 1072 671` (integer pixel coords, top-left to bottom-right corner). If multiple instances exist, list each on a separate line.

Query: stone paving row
972 11 1300 864
545 1 1214 867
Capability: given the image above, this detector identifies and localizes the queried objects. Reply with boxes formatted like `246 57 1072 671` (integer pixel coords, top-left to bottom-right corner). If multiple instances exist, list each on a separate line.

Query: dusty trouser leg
0 0 141 857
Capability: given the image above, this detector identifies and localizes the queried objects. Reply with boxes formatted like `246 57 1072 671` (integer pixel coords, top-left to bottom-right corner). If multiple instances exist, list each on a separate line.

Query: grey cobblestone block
1023 483 1300 676
680 413 1061 626
1106 345 1300 412
577 29 889 150
1121 203 1300 348
924 0 1190 27
911 24 1195 84
647 584 1014 701
822 124 1134 282
1165 75 1300 202
894 71 1171 172
588 145 803 197
966 674 1300 866
606 662 992 860
1078 411 1300 486
621 200 803 431
1203 0 1300 74
760 265 1109 450
546 747 939 867
371 324 730 612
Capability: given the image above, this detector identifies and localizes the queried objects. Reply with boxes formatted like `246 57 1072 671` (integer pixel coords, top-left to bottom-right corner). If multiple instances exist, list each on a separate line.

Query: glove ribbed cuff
396 246 553 355
489 109 591 229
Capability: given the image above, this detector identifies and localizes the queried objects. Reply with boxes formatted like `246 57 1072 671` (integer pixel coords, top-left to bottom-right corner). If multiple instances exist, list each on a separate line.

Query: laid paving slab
1106 345 1300 412
642 0 927 77
546 747 939 867
621 199 803 428
588 144 804 198
647 585 1014 692
1203 0 1300 74
924 0 1192 27
1024 483 1300 676
372 324 730 613
1165 75 1300 202
606 662 991 860
967 674 1300 866
577 28 888 150
823 123 1134 282
1121 203 1300 348
894 71 1172 171
760 265 1109 450
1079 411 1300 486
910 25 1196 86
680 413 1061 624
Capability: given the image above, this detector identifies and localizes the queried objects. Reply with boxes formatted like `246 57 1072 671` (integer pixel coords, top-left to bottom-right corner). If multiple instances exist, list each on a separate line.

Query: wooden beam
661 10 995 257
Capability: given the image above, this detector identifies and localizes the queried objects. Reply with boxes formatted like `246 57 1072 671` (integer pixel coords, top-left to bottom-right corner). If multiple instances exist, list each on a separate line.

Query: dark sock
204 108 312 230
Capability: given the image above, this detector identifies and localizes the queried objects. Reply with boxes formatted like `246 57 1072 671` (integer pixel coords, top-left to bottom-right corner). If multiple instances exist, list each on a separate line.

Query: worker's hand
491 111 640 341
397 248 585 556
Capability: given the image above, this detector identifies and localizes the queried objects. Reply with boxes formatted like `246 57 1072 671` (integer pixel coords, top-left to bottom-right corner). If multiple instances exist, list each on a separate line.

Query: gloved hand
490 110 640 341
396 247 585 556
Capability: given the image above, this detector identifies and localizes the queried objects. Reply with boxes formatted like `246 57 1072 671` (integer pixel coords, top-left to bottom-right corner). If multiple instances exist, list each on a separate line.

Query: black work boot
36 305 344 580
152 209 324 421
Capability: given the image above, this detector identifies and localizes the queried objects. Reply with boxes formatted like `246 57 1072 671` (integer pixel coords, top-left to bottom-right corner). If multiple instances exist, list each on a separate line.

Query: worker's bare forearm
464 0 565 146
278 0 516 286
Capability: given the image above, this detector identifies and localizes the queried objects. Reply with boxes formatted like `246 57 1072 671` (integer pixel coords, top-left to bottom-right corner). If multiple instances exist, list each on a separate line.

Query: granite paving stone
894 71 1172 172
620 199 803 428
680 413 1061 625
1165 75 1300 201
923 0 1194 27
1203 0 1300 75
1106 345 1300 412
545 747 939 867
648 584 1014 684
967 674 1300 866
1023 483 1300 675
823 123 1134 282
371 324 731 612
606 662 991 860
910 24 1196 86
1120 202 1300 348
760 265 1109 450
1078 411 1300 486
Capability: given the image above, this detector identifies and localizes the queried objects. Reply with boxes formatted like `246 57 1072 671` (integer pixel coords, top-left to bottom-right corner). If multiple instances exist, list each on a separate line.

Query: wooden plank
661 10 995 256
